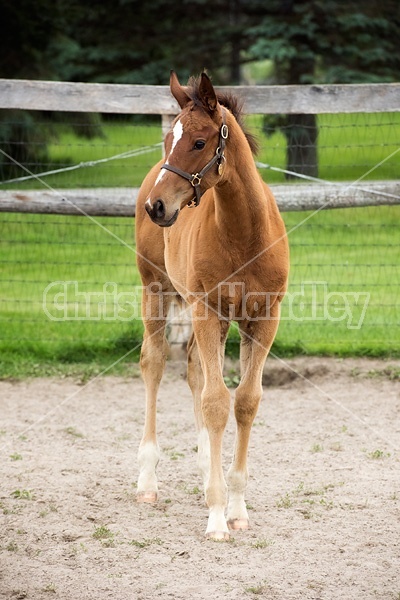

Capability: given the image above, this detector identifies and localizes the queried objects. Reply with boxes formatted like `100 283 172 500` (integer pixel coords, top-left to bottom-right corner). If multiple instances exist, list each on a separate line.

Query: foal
135 71 289 540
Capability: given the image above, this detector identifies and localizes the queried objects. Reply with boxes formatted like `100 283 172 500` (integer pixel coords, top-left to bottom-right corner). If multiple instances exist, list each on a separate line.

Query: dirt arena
1 357 399 600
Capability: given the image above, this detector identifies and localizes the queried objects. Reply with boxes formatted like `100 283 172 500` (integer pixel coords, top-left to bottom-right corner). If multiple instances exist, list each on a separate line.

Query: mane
185 75 259 155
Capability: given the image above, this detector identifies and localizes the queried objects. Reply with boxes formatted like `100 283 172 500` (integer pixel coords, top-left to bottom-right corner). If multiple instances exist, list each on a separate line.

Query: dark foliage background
1 0 399 178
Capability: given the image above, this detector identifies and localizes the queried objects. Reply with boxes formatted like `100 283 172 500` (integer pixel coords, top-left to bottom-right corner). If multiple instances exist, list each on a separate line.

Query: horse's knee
234 385 262 427
140 346 162 372
140 334 168 376
201 385 230 431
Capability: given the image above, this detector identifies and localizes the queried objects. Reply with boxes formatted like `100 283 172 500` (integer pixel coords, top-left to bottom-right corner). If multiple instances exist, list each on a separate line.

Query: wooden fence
0 78 400 215
1 181 399 217
1 78 399 355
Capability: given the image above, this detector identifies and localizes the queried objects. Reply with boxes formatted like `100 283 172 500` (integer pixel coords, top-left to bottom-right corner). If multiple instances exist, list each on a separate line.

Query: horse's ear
199 72 218 113
170 71 191 109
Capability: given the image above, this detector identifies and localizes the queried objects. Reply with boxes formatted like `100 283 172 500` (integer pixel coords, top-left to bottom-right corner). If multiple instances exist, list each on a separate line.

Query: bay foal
135 72 289 540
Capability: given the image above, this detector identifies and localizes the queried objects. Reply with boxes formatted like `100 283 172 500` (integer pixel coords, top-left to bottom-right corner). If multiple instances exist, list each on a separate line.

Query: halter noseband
160 109 228 208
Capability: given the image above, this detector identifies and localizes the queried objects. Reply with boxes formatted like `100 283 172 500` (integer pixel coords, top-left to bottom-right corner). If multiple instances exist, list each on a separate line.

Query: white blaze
154 118 184 185
170 118 184 154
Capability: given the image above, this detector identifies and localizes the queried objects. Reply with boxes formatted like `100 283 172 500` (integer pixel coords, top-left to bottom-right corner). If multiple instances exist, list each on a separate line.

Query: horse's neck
214 122 267 243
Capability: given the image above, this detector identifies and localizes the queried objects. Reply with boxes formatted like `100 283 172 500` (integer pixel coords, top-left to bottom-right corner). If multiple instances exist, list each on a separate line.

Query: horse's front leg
192 308 231 540
137 285 171 503
227 305 280 530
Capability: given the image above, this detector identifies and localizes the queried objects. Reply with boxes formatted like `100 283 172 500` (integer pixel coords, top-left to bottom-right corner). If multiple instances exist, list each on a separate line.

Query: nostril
154 199 165 219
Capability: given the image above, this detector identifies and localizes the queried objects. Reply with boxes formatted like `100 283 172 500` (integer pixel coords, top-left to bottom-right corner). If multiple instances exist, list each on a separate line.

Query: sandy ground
0 356 399 600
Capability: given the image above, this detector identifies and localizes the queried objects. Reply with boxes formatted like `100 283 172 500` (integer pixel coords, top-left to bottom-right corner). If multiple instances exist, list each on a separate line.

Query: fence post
166 303 192 360
161 114 175 141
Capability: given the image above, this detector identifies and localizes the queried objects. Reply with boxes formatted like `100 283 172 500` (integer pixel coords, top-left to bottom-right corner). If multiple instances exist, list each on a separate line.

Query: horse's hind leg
137 285 171 503
227 306 280 530
187 333 209 490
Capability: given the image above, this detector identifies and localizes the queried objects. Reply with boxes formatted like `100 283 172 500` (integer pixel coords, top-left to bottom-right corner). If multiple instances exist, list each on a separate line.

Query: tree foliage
246 0 400 84
41 0 247 85
0 0 399 179
0 0 398 87
2 0 398 86
244 0 400 178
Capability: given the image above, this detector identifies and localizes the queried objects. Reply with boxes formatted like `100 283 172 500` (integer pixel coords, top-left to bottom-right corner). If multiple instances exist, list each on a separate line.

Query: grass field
254 112 400 183
1 204 399 379
0 112 399 377
3 112 399 189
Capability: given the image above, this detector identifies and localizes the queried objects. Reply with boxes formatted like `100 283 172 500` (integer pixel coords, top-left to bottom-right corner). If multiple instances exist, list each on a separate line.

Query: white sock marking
137 441 160 493
197 428 211 487
206 506 229 536
227 467 249 522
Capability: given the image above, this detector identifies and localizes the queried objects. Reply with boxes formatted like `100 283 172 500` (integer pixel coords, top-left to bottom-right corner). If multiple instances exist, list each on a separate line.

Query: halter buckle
221 124 229 140
190 173 202 187
218 154 226 175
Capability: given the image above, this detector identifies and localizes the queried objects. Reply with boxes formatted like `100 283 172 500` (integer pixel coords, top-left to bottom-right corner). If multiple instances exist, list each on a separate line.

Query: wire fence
1 106 400 363
1 111 400 186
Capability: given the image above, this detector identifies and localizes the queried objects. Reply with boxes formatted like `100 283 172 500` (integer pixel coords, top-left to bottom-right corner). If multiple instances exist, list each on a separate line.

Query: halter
160 109 228 208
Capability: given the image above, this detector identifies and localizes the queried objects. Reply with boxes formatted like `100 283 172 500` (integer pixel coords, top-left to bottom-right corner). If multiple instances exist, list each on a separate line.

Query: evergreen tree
245 0 400 178
1 0 399 179
51 0 246 85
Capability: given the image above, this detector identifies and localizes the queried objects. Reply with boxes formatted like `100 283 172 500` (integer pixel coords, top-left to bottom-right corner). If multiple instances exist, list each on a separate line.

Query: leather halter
160 109 228 208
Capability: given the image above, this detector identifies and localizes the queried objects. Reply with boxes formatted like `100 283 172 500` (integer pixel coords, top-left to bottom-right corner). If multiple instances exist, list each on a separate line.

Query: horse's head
145 71 228 227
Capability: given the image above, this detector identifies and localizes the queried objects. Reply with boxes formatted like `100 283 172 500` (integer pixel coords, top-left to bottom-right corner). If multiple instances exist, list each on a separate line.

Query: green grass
275 204 400 357
4 117 163 190
11 489 35 500
92 525 114 541
0 112 399 377
0 213 144 377
3 112 399 189
227 203 400 359
250 112 400 184
1 205 399 378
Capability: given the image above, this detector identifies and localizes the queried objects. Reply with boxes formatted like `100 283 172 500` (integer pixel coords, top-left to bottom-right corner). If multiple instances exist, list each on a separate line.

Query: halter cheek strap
160 109 228 208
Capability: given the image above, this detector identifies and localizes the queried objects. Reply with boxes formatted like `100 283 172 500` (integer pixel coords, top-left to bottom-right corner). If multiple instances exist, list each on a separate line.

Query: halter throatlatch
160 110 228 208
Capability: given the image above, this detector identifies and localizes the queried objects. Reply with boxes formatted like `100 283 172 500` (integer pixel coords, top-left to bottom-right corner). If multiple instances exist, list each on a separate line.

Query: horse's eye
194 140 206 150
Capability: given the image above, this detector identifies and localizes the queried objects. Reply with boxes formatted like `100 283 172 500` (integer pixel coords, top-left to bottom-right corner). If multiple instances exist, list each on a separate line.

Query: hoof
137 491 158 503
227 518 249 531
206 531 230 542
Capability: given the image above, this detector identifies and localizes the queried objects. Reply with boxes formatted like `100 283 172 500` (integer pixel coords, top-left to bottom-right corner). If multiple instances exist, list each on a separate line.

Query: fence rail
1 78 400 114
1 78 400 211
1 181 399 216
